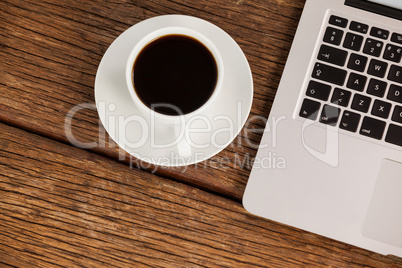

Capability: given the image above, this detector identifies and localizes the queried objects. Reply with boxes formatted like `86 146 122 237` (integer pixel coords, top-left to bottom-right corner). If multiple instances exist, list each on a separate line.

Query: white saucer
95 15 253 166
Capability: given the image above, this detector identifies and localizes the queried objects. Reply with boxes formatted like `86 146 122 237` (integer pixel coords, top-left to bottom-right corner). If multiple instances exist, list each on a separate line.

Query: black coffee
133 34 218 115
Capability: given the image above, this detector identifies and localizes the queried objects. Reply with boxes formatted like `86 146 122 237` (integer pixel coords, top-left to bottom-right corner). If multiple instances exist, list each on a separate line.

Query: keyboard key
306 80 331 101
329 15 348 28
317 45 348 66
312 62 347 86
367 59 388 78
352 94 371 112
360 116 386 140
347 73 367 91
299 99 321 120
367 79 387 97
319 104 341 126
343 33 364 51
323 27 344 46
347 53 367 72
331 88 351 107
363 38 384 57
385 124 402 147
371 100 392 119
370 27 389 40
388 65 402 84
391 32 402 45
350 21 368 34
391 105 402 124
383 44 402 63
340 110 361 132
387 84 402 103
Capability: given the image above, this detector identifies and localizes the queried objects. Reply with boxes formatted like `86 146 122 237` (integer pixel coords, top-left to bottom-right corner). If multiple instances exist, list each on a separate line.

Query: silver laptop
243 0 402 258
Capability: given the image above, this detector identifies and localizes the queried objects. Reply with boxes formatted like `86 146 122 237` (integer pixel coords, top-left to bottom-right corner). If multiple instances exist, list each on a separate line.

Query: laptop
243 0 402 258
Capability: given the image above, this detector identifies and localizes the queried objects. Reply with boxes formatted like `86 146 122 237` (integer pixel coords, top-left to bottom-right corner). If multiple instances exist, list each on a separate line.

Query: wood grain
1 123 401 267
0 0 305 200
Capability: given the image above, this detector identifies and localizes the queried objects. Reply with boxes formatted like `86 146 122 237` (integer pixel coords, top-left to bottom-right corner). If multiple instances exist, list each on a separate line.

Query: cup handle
173 123 192 158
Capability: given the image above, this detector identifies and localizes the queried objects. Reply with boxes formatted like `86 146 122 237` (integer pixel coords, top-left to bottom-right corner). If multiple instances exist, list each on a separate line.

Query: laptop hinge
345 0 402 21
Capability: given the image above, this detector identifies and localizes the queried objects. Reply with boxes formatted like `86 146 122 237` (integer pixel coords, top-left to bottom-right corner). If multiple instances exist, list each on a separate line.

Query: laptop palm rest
362 159 402 248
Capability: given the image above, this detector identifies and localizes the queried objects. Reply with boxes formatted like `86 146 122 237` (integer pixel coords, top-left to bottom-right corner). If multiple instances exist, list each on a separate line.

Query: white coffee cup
125 26 224 125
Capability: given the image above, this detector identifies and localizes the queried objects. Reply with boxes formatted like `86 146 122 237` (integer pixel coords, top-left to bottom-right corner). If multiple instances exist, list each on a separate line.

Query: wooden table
1 0 402 267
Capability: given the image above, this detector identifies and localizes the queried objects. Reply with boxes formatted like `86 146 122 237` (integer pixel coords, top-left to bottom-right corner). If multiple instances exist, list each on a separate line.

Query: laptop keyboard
299 14 402 148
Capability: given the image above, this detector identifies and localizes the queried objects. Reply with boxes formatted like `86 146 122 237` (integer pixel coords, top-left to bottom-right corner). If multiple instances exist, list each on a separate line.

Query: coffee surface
133 34 218 115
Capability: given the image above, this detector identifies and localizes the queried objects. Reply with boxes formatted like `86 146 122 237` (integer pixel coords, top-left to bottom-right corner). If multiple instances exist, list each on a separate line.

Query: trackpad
362 159 402 248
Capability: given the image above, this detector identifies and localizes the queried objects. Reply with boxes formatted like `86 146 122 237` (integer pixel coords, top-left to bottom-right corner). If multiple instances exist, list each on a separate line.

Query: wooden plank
1 123 401 267
0 0 305 200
